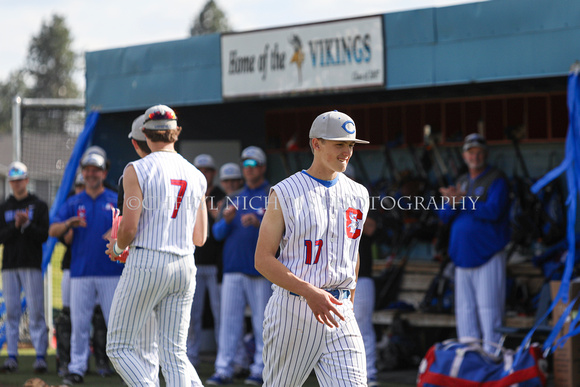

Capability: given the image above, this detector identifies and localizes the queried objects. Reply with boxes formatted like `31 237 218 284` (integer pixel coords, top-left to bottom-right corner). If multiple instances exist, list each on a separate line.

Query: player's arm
113 165 142 251
49 202 86 238
193 194 208 247
255 190 345 328
351 252 360 304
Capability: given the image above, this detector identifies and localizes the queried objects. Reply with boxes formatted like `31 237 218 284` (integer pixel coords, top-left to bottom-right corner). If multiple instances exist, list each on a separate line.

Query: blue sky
0 0 484 85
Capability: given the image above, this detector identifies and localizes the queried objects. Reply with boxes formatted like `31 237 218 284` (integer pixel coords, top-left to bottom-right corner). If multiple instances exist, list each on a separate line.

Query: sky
0 0 485 85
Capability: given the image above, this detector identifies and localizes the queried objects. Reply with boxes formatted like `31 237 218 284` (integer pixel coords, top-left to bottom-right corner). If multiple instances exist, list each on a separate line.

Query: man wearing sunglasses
1 161 49 374
207 146 272 386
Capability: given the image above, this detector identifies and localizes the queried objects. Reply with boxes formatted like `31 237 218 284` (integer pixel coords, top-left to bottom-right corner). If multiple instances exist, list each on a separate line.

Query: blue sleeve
438 203 458 224
470 178 511 222
212 218 231 241
53 200 71 224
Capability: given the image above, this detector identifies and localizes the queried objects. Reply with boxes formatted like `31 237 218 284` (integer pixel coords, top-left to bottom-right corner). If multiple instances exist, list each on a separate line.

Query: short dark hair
134 139 151 154
144 127 182 143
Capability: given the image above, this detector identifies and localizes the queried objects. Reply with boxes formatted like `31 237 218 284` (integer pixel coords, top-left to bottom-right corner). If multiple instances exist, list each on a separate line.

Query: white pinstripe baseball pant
68 275 120 376
455 250 506 354
353 277 377 380
187 264 221 367
107 247 202 387
61 269 71 308
214 272 272 378
262 285 367 387
135 311 160 386
1 269 48 357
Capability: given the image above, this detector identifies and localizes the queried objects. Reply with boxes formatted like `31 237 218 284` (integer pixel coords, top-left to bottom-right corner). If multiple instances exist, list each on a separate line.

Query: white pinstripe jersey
129 151 206 255
271 171 369 290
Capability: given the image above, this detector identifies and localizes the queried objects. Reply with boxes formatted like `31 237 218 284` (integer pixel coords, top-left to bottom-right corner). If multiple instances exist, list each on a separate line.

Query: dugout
85 0 578 192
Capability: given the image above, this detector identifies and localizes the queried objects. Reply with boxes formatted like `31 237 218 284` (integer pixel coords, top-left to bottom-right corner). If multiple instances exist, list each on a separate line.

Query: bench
371 259 543 330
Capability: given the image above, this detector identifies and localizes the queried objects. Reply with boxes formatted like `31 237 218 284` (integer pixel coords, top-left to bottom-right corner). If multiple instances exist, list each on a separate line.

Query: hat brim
319 136 369 144
8 176 27 181
463 143 488 152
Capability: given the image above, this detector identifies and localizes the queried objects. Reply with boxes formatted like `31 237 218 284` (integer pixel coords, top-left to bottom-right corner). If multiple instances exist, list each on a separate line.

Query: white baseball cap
309 110 369 144
83 145 107 160
241 146 266 165
194 154 216 169
143 105 177 130
74 173 85 186
8 161 28 181
129 114 147 141
219 163 242 180
81 153 106 170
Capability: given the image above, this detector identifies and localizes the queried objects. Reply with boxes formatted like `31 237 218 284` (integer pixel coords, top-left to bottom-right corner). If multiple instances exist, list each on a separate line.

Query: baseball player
112 113 160 385
438 133 511 354
255 110 370 386
54 173 85 377
186 154 225 369
49 151 122 385
0 161 49 374
207 146 272 386
105 104 208 387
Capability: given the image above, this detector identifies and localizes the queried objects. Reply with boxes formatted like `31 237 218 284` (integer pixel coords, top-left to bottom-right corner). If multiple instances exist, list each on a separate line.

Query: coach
438 133 511 354
49 151 122 384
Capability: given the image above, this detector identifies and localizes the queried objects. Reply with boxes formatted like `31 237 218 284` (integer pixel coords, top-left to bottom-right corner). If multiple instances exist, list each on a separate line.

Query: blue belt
290 289 350 300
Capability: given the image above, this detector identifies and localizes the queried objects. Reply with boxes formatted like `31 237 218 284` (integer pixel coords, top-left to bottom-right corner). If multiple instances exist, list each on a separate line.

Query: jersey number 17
304 239 323 265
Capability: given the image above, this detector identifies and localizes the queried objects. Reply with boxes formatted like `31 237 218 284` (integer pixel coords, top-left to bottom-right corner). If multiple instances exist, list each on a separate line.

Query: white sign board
221 16 385 98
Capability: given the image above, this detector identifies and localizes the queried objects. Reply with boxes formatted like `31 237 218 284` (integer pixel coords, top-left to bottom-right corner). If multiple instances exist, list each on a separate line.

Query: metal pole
12 95 22 162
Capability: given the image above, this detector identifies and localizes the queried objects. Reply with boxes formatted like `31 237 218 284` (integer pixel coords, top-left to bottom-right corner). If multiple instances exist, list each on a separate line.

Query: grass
0 351 330 387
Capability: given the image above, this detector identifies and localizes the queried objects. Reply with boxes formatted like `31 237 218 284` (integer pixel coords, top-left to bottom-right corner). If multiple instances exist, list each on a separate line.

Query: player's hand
105 236 119 260
15 210 29 228
304 288 345 328
241 213 260 228
102 228 112 240
223 205 237 223
67 216 87 228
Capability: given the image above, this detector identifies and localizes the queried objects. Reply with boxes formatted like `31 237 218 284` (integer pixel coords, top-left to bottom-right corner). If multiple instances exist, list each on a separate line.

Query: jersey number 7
304 239 323 265
170 179 187 219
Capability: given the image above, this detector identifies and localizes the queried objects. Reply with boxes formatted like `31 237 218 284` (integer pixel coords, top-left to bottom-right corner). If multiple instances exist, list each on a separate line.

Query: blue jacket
439 167 511 268
54 189 123 277
213 181 269 276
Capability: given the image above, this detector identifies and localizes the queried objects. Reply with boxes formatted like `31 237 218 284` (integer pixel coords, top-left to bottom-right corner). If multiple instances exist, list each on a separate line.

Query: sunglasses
8 168 26 179
243 159 260 168
145 110 177 122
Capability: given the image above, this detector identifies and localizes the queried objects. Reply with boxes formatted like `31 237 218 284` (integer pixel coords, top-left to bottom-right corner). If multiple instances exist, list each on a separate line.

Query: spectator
438 133 511 354
207 147 272 386
49 151 122 385
0 161 49 374
187 154 225 368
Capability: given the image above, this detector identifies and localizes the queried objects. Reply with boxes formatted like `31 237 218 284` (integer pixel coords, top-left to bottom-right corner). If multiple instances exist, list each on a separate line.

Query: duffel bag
417 339 547 387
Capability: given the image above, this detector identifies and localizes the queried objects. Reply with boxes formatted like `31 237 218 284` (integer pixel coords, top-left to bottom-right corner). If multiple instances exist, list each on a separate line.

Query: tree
19 14 82 134
190 0 231 36
0 70 28 133
26 14 80 99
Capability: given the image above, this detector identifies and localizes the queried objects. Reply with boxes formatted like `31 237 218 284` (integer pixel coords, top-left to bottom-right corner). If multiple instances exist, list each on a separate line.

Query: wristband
113 242 124 256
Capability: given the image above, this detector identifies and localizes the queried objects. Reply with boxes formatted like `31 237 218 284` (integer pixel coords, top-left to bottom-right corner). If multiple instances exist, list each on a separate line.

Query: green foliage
0 14 81 134
26 14 79 99
190 0 231 36
0 70 27 133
